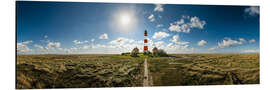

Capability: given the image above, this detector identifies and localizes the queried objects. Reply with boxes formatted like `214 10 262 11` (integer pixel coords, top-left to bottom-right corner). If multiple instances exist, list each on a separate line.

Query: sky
16 1 260 54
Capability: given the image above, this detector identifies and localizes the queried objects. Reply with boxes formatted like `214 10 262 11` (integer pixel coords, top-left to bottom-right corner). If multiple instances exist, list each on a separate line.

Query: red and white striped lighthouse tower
144 30 148 52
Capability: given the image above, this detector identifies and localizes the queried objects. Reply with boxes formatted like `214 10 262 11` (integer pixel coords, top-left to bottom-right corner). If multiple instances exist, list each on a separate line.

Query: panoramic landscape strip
16 1 259 89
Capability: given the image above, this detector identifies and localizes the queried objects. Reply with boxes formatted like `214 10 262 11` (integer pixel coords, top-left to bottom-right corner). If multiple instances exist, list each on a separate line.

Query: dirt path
143 58 151 86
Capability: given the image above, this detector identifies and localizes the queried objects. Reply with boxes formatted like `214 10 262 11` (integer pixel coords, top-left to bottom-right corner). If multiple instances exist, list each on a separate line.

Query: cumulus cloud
60 48 71 53
249 39 256 43
189 16 206 29
210 38 247 50
197 40 207 46
91 39 95 42
154 4 164 12
50 36 195 54
73 40 88 45
99 33 108 39
67 47 78 52
209 47 216 51
218 38 246 48
238 38 246 44
36 36 67 53
166 43 194 53
57 47 78 54
167 43 174 47
171 35 189 45
40 35 50 43
153 41 165 47
148 14 155 22
79 45 93 50
110 37 134 45
169 16 206 33
152 31 170 40
176 19 185 24
22 40 32 45
46 42 60 50
156 24 163 28
245 6 260 16
34 44 46 52
169 23 190 33
107 37 151 53
17 40 33 53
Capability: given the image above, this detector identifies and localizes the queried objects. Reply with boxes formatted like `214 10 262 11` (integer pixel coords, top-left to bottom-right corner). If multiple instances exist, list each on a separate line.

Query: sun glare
120 14 131 26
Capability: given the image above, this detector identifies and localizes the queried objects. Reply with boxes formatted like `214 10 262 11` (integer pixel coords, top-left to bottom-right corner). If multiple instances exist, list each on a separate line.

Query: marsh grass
16 54 259 88
16 54 144 89
148 54 259 86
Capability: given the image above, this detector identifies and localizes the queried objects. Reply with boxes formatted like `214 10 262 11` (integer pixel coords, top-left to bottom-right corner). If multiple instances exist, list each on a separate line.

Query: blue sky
16 1 260 54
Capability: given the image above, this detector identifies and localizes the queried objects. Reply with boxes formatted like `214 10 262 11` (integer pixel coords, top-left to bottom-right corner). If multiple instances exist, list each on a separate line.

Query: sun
113 11 137 31
120 14 131 26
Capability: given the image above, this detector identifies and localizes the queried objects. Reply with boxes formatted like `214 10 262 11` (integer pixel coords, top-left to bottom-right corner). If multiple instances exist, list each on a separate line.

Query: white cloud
40 35 50 43
169 23 190 33
245 6 260 16
156 24 163 28
73 40 88 45
167 43 174 47
169 16 206 33
34 44 46 52
17 40 33 53
45 41 61 51
91 39 95 42
154 4 164 12
110 37 134 45
249 39 256 43
54 37 195 54
189 16 206 29
107 37 147 53
152 31 170 40
36 37 66 53
129 39 135 43
166 43 194 53
21 40 32 45
153 41 165 47
148 14 155 22
171 35 189 45
210 38 247 50
148 38 154 46
60 47 77 54
79 45 92 50
218 38 246 48
197 40 207 46
176 19 184 24
209 47 216 51
68 47 78 52
238 38 247 44
99 33 108 39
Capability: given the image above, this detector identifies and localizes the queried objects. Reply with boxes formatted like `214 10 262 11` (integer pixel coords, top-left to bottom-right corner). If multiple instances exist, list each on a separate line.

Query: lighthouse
144 30 148 52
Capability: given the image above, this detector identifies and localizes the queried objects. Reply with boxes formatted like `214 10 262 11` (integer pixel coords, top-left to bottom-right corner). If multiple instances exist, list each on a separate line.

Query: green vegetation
131 47 139 57
148 54 260 86
152 49 168 57
16 54 144 89
16 54 259 88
